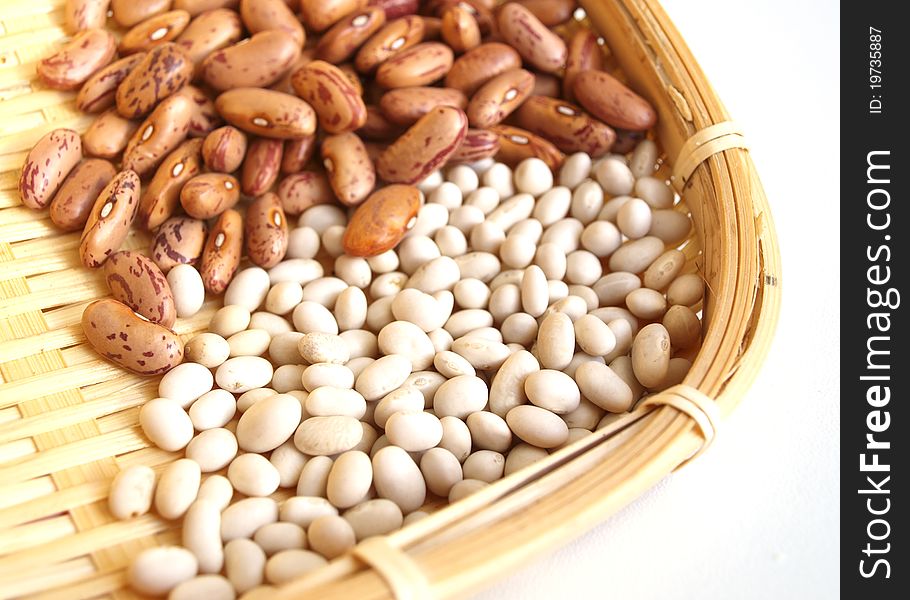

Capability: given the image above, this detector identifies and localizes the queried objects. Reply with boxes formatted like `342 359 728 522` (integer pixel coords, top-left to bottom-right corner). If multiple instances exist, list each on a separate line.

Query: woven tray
0 0 781 598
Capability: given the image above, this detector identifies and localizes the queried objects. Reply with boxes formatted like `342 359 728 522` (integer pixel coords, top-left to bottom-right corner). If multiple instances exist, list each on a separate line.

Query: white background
477 0 840 598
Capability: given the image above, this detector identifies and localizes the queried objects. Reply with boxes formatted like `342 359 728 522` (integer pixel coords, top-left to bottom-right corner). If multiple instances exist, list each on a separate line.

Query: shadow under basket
0 0 781 598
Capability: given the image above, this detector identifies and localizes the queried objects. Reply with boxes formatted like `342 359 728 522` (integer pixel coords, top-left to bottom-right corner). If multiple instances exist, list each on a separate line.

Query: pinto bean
317 7 387 64
444 42 521 95
150 216 209 273
375 42 453 88
202 126 247 173
240 0 306 46
514 96 616 157
490 124 565 171
83 299 184 375
466 68 535 128
281 137 317 174
79 170 141 268
122 93 194 177
241 138 283 196
201 31 301 92
277 171 335 215
200 209 243 293
291 62 367 135
138 138 204 230
321 133 376 206
376 106 467 184
37 29 116 90
77 53 146 114
49 159 117 231
119 10 191 55
18 129 83 210
116 43 194 119
354 15 425 74
245 193 289 268
175 8 243 72
215 88 317 139
103 250 177 327
180 173 240 219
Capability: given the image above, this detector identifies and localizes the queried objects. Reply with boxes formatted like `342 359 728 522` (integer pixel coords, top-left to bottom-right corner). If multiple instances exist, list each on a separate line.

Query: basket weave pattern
0 0 781 598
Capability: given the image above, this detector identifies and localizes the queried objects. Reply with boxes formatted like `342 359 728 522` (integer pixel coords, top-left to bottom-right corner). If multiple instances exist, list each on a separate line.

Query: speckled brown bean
18 129 83 210
466 68 535 128
242 139 283 197
321 133 376 206
200 209 243 293
181 173 240 219
38 29 116 91
427 0 493 34
119 10 191 55
354 15 425 74
202 126 247 173
65 0 111 32
379 87 467 126
150 216 208 272
516 0 575 26
79 170 141 268
496 3 566 74
317 7 386 64
377 106 467 184
375 42 453 88
514 96 616 157
563 29 603 102
277 171 334 215
292 62 368 135
174 1 241 17
112 0 172 27
450 129 500 164
245 193 289 268
173 85 223 138
360 106 406 140
301 0 368 32
368 0 418 19
175 8 243 71
138 138 203 230
573 70 658 131
281 137 316 174
122 94 194 177
82 110 139 159
215 88 317 139
103 250 177 327
201 31 301 92
77 53 146 113
82 299 184 375
49 159 117 231
489 124 565 171
240 0 306 46
116 43 194 119
441 5 480 53
444 42 521 96
343 185 420 257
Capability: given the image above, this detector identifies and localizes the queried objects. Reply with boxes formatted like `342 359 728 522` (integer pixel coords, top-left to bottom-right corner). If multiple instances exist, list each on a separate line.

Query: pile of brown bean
18 0 705 596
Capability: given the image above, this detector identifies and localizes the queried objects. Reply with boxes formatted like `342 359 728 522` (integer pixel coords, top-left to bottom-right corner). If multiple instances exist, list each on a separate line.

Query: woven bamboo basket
0 0 781 598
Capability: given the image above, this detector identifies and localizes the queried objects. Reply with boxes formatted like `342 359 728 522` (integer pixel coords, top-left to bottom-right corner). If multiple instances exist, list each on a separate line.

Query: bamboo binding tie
354 536 432 600
671 121 749 193
639 384 721 470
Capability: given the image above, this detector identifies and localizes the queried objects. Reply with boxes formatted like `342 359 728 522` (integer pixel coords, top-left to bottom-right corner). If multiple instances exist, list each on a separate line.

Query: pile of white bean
115 139 704 598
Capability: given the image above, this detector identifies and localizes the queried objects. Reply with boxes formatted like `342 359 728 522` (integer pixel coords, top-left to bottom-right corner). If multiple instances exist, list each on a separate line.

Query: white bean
224 267 270 312
168 263 206 317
